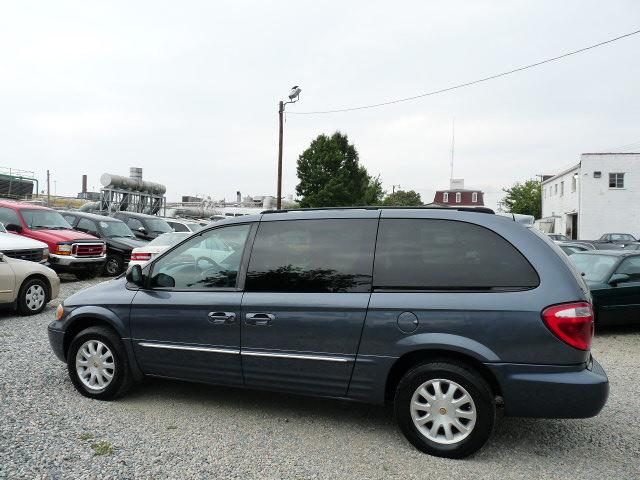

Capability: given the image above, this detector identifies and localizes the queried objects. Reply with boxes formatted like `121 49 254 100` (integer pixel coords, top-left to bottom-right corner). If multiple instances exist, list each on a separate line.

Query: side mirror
5 223 22 233
151 272 175 288
609 273 630 286
126 264 144 286
137 226 146 233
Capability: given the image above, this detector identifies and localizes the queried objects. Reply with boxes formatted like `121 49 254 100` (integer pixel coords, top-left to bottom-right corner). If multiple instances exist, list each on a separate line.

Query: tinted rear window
373 219 539 290
246 219 377 293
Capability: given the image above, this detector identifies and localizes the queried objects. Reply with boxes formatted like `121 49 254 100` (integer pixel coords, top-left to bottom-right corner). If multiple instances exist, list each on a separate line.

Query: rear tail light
542 302 594 350
131 252 152 261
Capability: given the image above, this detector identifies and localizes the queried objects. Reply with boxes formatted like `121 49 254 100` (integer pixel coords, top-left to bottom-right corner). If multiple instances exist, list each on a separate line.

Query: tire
394 362 495 459
75 267 100 280
66 326 133 400
103 254 124 276
17 277 49 315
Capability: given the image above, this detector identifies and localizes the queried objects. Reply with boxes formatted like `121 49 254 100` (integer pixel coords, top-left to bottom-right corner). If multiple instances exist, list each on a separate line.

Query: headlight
54 244 72 255
55 304 64 321
42 248 49 261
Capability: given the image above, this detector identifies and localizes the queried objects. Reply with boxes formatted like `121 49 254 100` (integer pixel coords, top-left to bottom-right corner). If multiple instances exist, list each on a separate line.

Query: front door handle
208 311 236 325
245 312 275 326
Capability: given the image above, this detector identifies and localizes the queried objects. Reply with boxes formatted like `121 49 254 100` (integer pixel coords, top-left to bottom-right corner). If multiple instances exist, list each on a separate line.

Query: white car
0 253 60 315
164 218 203 233
0 222 49 263
128 232 192 268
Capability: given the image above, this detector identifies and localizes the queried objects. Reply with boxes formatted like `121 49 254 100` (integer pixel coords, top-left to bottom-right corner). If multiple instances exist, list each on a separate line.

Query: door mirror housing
5 223 22 233
609 273 630 286
126 264 144 286
151 272 175 288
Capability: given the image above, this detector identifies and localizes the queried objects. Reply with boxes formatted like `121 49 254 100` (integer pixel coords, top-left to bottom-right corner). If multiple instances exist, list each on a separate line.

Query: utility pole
392 184 401 194
277 100 284 210
46 170 50 207
450 120 455 182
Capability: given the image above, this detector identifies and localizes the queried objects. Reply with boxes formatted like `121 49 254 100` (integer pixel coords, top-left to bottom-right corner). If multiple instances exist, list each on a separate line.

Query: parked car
128 232 191 269
48 208 608 459
557 242 594 256
547 233 569 241
164 218 203 233
0 201 106 279
622 243 640 251
0 252 59 315
61 211 147 276
570 250 640 325
597 233 637 245
111 211 173 241
0 222 49 263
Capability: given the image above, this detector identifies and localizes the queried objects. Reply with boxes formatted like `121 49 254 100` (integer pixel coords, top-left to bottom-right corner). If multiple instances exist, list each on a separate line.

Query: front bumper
488 358 609 418
48 323 66 362
48 253 106 271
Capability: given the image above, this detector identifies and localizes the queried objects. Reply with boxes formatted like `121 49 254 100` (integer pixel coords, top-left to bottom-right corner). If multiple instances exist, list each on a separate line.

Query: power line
289 29 640 115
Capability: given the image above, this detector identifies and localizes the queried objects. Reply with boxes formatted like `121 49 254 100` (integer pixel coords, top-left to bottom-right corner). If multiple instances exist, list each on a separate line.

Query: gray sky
1 1 639 209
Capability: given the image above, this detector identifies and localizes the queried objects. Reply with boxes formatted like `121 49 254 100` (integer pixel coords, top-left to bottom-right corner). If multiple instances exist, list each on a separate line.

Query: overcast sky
1 1 639 209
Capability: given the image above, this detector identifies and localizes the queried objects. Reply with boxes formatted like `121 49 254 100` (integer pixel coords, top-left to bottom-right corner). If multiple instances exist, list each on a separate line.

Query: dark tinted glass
246 219 377 293
374 219 539 290
0 207 20 226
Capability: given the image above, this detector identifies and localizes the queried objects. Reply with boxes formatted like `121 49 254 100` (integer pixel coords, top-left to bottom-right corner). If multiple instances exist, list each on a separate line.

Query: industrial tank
100 173 166 195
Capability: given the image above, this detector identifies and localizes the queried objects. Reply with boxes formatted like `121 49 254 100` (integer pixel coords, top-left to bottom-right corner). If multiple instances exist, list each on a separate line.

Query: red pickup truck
0 200 106 279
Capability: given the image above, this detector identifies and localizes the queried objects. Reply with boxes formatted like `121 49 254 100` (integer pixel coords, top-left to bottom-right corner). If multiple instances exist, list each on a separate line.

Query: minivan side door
241 215 378 397
129 223 254 385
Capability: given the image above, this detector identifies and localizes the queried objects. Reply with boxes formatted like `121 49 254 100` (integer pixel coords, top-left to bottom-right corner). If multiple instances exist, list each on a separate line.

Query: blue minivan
48 207 608 458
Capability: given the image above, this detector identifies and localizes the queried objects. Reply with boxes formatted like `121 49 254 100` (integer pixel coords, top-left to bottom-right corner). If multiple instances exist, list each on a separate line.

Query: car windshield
570 254 619 282
146 218 173 234
611 234 636 241
100 220 135 238
148 232 191 247
22 209 71 229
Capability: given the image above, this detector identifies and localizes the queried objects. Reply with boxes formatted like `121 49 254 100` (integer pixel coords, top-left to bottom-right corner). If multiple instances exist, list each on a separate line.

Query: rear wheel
67 326 133 400
17 278 49 315
394 362 495 458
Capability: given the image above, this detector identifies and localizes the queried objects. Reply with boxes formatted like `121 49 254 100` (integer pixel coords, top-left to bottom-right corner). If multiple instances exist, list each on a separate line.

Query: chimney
236 191 241 203
82 175 87 193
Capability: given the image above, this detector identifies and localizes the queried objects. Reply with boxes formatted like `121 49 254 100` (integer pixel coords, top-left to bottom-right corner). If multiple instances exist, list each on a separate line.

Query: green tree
499 179 542 219
382 189 423 206
296 132 383 207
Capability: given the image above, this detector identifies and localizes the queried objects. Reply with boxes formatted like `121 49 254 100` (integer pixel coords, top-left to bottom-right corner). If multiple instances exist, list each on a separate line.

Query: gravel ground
1 277 639 480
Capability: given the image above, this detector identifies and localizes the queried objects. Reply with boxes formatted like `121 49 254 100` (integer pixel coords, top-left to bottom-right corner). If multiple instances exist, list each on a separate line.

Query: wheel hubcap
25 285 45 311
106 259 118 274
410 379 477 445
75 340 115 391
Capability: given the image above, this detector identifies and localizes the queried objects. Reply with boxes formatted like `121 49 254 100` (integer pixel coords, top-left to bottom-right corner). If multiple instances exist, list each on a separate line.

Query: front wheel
17 278 49 315
67 326 133 400
394 362 495 458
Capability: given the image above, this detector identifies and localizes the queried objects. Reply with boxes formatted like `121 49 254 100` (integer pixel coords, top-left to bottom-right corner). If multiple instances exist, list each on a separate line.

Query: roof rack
261 206 495 214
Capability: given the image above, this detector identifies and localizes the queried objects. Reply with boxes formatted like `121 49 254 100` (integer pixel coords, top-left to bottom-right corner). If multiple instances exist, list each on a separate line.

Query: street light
277 85 301 210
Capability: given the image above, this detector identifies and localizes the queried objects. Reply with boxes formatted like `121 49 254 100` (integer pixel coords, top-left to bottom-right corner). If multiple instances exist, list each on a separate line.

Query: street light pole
276 86 301 210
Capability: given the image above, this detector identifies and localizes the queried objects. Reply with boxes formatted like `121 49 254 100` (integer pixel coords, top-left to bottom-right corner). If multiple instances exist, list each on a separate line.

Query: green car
571 250 640 325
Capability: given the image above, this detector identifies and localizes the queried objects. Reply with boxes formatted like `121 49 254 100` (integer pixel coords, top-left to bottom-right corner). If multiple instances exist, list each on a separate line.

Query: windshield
146 218 173 234
100 220 135 238
570 254 618 282
148 232 191 247
22 209 71 229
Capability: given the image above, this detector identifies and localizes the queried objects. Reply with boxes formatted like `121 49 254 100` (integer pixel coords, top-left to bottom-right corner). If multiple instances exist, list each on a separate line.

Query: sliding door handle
208 312 236 325
245 313 275 326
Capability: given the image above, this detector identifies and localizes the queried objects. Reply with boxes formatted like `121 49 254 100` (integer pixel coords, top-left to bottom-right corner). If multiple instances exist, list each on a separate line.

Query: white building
539 153 640 240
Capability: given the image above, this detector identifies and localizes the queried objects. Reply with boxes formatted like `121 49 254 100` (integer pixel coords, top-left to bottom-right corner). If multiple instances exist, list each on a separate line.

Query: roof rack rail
261 206 495 214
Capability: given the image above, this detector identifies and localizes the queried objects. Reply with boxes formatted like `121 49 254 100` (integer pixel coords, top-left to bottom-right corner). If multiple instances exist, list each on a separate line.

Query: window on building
560 181 564 196
246 219 377 293
571 175 577 192
455 192 461 203
472 192 478 203
442 192 449 203
554 184 558 195
373 219 539 290
609 173 624 189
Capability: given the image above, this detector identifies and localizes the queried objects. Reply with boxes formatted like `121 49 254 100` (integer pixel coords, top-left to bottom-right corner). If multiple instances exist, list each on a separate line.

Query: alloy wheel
410 378 477 445
75 340 115 391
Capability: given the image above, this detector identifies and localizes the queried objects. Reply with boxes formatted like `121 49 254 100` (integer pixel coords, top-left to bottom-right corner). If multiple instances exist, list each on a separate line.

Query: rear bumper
488 358 609 418
48 253 105 271
47 323 66 362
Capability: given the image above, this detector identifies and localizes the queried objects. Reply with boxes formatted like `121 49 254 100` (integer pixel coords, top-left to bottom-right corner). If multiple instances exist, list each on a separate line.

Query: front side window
77 218 98 234
127 218 145 231
169 222 189 232
245 219 377 293
614 256 640 282
0 207 21 227
373 219 539 290
145 217 172 234
609 173 624 188
101 221 135 238
150 224 251 289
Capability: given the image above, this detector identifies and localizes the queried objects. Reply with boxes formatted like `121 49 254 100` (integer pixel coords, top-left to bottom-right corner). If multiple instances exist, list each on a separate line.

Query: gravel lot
1 277 639 480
